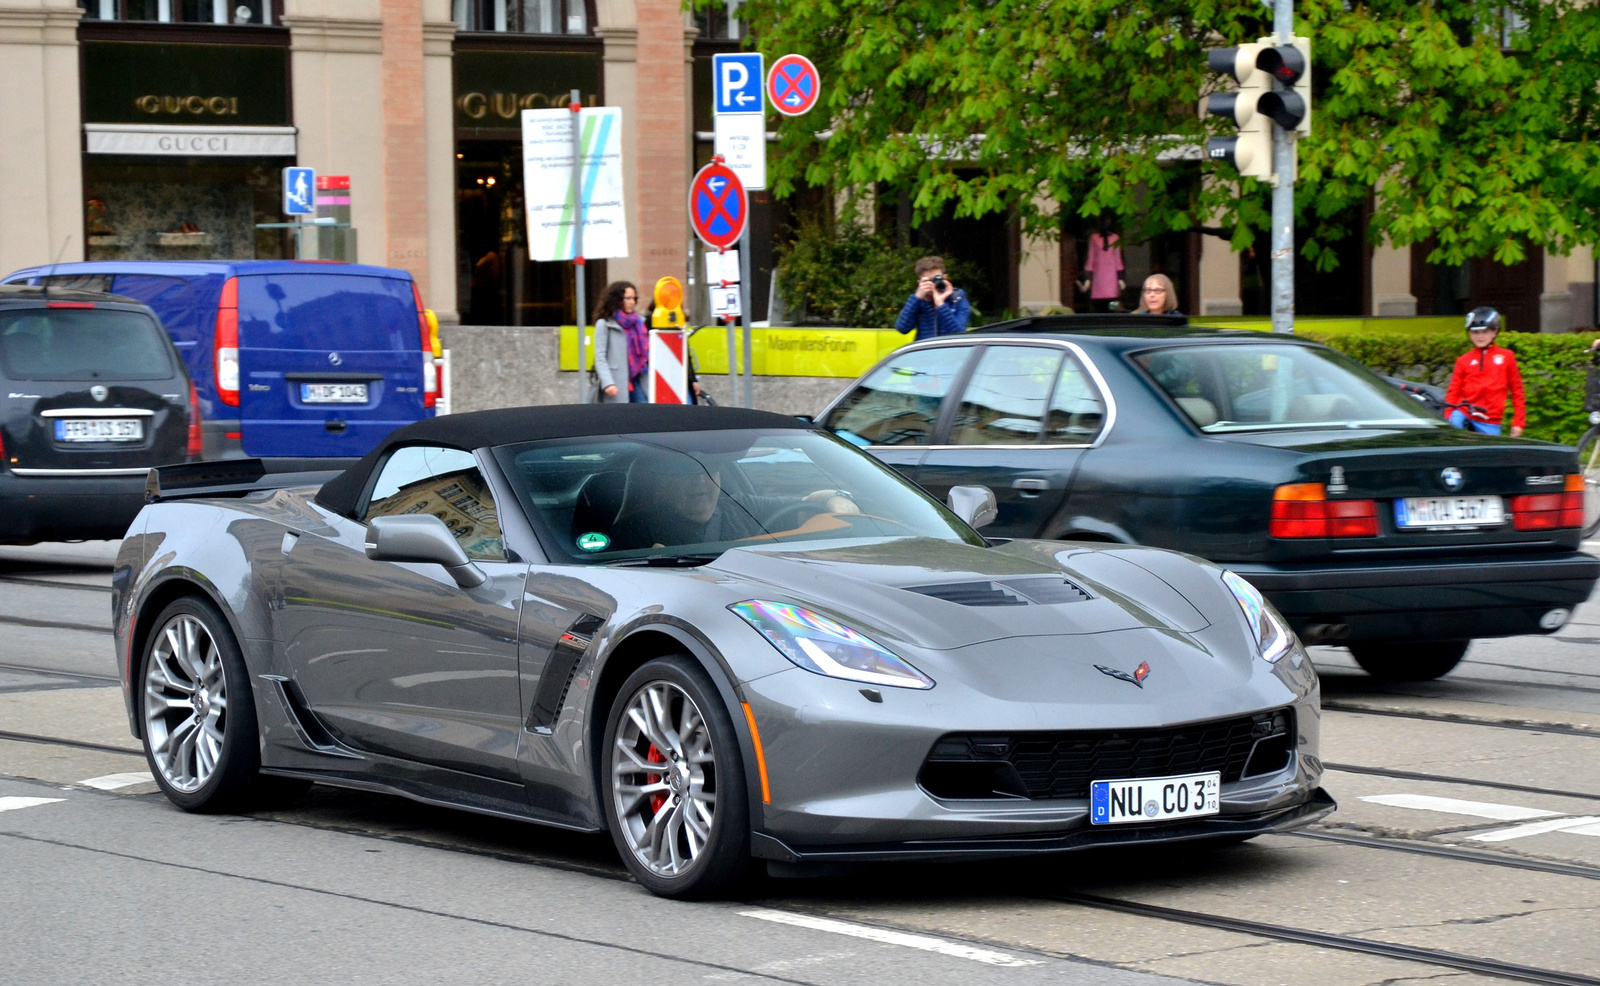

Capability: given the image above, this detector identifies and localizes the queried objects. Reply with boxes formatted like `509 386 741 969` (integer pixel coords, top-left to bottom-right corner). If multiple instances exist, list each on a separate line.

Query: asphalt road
3 541 1600 986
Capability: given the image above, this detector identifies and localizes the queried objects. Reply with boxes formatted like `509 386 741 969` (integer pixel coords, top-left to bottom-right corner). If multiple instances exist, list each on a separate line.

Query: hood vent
902 578 1090 607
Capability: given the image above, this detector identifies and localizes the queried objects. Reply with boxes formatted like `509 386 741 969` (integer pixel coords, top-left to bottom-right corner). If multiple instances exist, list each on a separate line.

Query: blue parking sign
283 167 315 216
712 53 764 115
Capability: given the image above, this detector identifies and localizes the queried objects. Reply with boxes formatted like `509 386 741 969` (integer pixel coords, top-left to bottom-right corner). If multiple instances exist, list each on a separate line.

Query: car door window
1043 355 1107 443
947 346 1064 446
823 346 971 447
362 445 506 561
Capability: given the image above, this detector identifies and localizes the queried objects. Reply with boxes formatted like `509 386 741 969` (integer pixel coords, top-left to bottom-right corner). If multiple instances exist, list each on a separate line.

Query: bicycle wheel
1578 424 1600 537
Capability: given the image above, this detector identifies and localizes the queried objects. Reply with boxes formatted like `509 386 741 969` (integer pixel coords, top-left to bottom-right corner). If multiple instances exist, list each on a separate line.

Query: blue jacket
895 289 971 340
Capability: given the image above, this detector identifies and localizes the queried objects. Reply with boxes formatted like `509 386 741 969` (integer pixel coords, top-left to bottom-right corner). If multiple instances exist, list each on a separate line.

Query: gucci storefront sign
85 124 298 157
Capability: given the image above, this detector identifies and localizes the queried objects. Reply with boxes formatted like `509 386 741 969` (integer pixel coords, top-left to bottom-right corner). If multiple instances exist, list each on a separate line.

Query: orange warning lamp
651 276 687 328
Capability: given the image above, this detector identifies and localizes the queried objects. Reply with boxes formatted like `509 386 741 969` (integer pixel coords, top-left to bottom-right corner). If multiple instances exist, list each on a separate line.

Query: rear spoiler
145 458 350 503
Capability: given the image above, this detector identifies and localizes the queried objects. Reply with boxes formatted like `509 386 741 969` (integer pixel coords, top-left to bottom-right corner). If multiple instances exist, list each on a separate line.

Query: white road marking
739 909 1041 967
0 796 65 813
1468 816 1600 842
1360 794 1562 821
77 772 153 791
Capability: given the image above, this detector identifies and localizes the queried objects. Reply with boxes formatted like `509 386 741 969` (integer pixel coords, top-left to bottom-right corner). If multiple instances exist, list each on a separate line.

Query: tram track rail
1323 760 1600 804
0 614 111 635
0 573 111 593
1324 701 1600 738
0 661 119 684
1048 891 1600 986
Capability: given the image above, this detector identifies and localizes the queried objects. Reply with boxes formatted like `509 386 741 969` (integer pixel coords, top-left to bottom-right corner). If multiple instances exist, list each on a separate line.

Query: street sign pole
738 221 753 407
569 89 589 400
1271 2 1294 335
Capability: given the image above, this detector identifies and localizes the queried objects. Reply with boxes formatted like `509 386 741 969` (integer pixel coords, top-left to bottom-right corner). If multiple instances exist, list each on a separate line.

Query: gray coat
591 317 631 402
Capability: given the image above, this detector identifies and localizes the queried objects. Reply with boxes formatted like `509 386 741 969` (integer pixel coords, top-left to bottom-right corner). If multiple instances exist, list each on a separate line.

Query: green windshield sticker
576 532 610 552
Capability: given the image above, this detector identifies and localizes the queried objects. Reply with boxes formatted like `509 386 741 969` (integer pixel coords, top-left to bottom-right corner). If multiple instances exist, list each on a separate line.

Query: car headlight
1221 570 1294 664
729 600 934 690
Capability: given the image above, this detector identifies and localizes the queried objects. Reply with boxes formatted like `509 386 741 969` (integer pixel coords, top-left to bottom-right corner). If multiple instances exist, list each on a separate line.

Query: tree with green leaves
728 0 1600 270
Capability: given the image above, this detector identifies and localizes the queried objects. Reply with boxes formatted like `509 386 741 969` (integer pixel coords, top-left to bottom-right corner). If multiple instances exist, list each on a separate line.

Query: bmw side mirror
365 515 486 589
947 485 998 530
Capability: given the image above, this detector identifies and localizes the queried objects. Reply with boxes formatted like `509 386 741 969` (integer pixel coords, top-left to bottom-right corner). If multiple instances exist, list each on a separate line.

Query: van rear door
235 272 426 458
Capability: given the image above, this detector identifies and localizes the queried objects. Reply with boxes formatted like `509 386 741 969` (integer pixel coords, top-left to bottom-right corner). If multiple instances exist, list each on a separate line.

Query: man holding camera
895 255 971 340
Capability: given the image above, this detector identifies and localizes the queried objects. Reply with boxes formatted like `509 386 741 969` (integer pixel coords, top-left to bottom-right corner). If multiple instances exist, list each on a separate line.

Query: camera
931 275 947 291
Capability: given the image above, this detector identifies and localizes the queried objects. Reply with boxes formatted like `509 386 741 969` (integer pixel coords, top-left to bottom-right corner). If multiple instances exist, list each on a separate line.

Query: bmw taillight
1270 483 1380 538
215 276 240 407
186 381 203 460
1511 476 1584 531
413 281 437 410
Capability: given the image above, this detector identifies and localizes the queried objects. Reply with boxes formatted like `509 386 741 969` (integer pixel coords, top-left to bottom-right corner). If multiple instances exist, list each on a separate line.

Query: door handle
1011 479 1050 491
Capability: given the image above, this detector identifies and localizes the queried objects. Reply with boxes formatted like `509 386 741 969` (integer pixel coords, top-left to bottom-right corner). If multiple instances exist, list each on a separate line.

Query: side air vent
902 578 1090 607
527 614 604 732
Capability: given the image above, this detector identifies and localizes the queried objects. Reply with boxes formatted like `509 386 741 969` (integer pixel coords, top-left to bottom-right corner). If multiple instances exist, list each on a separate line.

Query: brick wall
380 0 430 297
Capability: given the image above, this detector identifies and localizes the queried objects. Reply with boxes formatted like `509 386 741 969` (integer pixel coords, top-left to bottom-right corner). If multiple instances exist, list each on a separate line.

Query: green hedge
1302 331 1600 445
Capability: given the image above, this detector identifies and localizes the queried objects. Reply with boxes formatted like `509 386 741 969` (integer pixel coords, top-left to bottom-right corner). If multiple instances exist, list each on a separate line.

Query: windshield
495 429 985 564
1135 343 1444 433
0 307 174 381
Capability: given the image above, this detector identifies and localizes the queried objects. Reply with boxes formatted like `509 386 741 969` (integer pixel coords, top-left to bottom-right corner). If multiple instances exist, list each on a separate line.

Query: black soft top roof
315 403 817 517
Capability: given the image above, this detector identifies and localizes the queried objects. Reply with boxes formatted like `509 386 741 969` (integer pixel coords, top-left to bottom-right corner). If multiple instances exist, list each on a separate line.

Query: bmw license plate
55 418 142 442
1394 496 1504 528
1090 771 1219 825
301 383 368 404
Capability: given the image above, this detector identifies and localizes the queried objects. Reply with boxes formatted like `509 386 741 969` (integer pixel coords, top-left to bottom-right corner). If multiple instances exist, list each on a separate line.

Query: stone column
1198 235 1242 315
379 0 429 293
0 0 84 274
421 3 457 320
1542 245 1593 332
598 0 691 290
1370 239 1416 316
284 0 388 268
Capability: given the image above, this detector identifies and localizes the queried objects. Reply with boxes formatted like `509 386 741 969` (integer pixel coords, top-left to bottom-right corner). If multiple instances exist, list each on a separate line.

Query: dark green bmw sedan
818 314 1599 681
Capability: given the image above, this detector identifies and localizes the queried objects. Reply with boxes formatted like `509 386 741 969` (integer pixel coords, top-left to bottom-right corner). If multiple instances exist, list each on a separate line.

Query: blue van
2 261 436 461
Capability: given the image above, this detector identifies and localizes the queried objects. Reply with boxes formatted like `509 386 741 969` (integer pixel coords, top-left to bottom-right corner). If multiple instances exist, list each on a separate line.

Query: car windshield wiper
609 553 724 568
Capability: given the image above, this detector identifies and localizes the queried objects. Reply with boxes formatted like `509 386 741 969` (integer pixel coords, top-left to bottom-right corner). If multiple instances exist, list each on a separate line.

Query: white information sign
713 114 766 191
704 249 741 285
521 106 628 261
710 285 743 319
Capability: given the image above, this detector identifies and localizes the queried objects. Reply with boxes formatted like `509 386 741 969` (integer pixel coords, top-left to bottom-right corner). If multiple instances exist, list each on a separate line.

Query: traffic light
1203 43 1272 180
1203 38 1312 180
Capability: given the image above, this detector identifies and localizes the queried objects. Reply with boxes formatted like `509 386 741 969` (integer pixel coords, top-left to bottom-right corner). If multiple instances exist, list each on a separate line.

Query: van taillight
215 276 240 407
187 381 203 460
1511 476 1584 530
1270 483 1380 538
413 281 438 409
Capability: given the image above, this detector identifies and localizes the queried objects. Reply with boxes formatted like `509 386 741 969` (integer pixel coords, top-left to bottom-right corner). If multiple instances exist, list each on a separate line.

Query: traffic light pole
1270 0 1295 335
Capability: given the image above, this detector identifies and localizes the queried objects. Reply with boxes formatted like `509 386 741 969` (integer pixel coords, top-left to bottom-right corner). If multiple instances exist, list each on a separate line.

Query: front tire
1348 640 1470 682
601 655 750 899
140 596 277 811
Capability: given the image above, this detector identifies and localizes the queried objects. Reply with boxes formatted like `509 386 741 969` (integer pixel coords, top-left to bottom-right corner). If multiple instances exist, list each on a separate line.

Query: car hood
704 537 1213 651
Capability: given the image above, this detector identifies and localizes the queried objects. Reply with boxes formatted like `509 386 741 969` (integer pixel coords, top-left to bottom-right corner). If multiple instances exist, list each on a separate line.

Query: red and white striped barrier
648 330 689 404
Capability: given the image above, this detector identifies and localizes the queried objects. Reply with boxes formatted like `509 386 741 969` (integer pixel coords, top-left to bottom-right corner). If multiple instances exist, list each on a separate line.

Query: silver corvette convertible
112 404 1333 898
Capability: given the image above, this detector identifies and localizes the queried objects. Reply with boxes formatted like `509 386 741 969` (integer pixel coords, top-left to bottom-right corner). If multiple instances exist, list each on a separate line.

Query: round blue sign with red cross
766 54 820 117
688 161 747 250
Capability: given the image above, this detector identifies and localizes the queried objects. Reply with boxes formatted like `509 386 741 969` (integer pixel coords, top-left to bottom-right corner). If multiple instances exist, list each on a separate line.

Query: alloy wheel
144 613 228 794
611 680 719 877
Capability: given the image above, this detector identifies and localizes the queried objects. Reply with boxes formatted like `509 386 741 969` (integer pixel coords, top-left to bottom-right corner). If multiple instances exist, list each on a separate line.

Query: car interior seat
1285 393 1360 423
1175 396 1219 428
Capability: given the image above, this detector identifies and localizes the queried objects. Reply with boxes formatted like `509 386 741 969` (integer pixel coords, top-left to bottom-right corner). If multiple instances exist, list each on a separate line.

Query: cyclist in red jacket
1445 307 1525 437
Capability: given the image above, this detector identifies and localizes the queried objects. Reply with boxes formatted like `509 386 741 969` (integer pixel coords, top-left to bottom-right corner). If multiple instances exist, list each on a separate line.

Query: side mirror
365 515 486 588
947 485 998 530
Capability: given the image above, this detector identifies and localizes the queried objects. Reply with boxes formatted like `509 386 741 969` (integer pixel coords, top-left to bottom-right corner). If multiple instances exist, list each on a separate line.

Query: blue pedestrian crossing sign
283 167 315 216
713 53 764 115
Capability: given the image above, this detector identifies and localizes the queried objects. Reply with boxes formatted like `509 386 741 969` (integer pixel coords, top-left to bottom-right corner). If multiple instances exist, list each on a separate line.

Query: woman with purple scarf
591 281 650 403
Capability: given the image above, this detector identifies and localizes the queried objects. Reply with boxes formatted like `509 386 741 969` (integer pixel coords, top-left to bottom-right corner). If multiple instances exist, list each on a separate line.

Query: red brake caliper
645 744 667 813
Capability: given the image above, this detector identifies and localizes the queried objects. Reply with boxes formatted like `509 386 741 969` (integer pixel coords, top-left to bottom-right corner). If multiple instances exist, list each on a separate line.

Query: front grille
919 708 1295 801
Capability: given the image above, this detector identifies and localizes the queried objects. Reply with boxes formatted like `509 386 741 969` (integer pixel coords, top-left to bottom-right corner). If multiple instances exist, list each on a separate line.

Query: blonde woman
1134 273 1183 315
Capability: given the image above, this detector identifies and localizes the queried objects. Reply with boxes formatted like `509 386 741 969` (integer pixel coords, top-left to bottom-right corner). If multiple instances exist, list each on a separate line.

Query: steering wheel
763 499 826 532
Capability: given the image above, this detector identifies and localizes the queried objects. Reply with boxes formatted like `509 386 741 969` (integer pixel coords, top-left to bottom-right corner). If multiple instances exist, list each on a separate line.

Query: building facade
0 0 1591 332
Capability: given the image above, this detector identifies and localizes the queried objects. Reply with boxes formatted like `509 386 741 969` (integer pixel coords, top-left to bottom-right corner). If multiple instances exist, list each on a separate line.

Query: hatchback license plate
301 383 368 404
1395 496 1504 528
1090 771 1220 825
55 419 142 442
